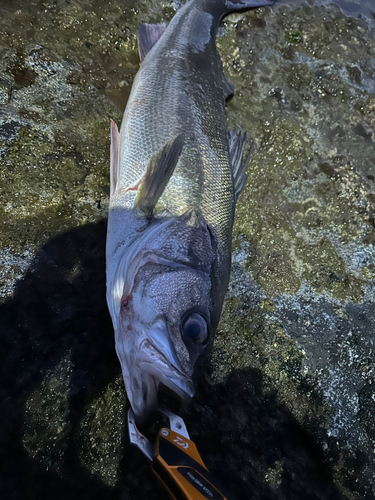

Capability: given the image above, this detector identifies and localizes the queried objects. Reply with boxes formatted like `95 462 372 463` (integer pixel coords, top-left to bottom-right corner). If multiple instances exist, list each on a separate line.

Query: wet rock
22 354 72 472
214 2 375 498
1 0 374 499
75 376 126 487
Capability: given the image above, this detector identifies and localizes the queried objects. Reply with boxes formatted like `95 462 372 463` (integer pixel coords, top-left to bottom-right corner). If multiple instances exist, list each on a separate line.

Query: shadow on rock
186 370 347 500
0 221 121 499
0 221 346 500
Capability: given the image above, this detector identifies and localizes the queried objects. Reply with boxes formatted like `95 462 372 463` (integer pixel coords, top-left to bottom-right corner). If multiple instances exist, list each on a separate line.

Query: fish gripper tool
128 408 239 500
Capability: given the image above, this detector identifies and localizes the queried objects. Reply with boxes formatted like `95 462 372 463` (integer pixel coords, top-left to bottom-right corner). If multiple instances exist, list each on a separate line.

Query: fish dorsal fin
228 129 252 203
134 135 184 217
138 22 167 62
110 119 120 199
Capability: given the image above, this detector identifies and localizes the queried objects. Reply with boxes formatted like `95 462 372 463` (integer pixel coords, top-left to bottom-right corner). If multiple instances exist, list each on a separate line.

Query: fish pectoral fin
134 135 184 217
228 129 252 203
138 22 167 62
110 119 120 199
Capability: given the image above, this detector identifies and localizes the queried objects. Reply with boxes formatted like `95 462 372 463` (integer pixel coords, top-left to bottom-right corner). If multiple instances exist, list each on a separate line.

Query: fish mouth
138 337 194 400
119 319 194 422
138 319 195 396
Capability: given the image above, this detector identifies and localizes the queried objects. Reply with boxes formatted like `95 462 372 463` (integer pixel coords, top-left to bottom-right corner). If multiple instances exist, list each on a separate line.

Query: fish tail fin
199 0 278 22
222 0 278 11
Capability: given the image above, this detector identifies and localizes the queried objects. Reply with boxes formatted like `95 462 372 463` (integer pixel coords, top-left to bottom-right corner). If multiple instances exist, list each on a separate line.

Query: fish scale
116 0 234 253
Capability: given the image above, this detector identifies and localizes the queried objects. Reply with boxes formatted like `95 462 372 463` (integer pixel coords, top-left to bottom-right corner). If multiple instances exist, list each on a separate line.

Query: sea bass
106 0 276 422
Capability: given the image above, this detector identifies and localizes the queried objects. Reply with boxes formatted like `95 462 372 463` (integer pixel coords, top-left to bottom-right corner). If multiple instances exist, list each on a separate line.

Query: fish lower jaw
125 361 194 422
160 375 195 400
115 326 195 420
138 338 194 401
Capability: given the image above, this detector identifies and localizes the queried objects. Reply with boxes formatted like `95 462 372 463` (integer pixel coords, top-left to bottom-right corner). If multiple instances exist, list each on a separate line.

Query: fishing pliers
128 408 238 500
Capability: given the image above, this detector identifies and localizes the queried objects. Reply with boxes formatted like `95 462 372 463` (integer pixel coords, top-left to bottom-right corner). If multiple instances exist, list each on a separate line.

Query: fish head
110 209 216 423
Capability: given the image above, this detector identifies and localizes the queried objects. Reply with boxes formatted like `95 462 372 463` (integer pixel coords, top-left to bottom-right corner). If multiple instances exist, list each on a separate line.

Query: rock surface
0 0 374 499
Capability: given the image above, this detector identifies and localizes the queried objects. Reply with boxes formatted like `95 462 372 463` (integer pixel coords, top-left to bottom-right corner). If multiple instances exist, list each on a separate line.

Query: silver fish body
106 0 276 422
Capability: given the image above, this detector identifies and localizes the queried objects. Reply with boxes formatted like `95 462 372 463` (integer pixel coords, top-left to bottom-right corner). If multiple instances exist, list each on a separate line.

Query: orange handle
152 428 238 500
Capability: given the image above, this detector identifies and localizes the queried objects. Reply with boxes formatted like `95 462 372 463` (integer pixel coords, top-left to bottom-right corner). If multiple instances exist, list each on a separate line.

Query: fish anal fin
110 119 120 199
222 75 234 100
228 129 252 203
138 22 167 62
134 135 184 217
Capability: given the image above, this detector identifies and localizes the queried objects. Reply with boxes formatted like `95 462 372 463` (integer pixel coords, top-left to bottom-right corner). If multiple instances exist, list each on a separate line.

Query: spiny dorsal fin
134 135 184 217
138 22 167 62
228 129 252 203
110 119 120 199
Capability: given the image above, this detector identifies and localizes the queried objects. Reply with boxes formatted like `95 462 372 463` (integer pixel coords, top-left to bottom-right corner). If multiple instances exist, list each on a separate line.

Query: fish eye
181 313 208 345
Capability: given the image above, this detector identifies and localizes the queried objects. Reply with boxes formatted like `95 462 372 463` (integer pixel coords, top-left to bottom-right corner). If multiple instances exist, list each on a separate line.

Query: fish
106 0 277 422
